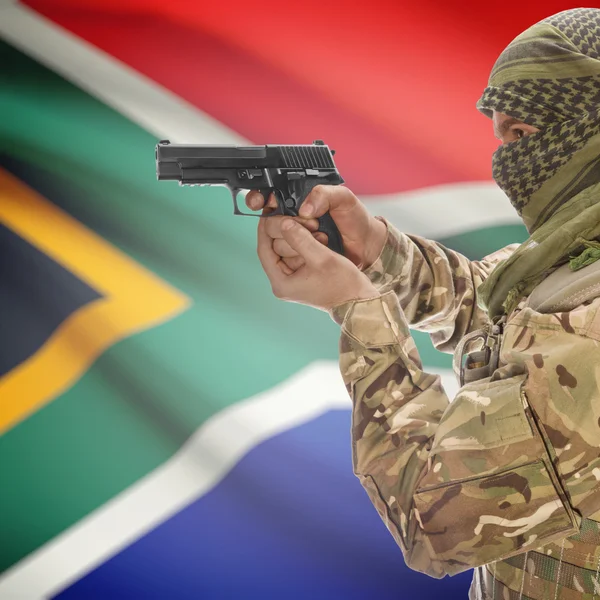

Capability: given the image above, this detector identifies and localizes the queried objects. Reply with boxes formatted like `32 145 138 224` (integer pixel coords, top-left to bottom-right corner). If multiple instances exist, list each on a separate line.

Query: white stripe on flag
0 0 248 145
367 181 520 240
0 362 458 598
0 1 522 242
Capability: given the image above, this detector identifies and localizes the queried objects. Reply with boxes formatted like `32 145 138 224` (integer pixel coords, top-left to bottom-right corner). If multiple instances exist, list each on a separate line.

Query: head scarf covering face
475 8 600 319
477 8 600 234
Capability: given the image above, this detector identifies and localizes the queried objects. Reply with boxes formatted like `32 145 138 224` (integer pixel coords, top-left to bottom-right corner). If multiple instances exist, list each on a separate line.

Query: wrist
329 278 378 306
361 216 388 270
328 286 380 325
353 281 380 302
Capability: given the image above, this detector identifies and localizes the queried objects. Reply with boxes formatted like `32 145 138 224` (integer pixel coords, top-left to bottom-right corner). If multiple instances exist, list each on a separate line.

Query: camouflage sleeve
331 291 581 578
363 217 520 353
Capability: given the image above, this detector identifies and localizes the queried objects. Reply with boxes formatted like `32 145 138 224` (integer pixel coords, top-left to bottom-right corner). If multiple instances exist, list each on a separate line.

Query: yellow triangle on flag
0 168 190 434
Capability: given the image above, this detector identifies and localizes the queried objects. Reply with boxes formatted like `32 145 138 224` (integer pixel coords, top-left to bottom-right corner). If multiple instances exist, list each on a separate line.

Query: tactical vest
455 259 600 600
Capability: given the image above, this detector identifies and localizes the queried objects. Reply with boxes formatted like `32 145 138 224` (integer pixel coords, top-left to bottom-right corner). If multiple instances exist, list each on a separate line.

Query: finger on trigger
267 193 278 209
245 190 264 211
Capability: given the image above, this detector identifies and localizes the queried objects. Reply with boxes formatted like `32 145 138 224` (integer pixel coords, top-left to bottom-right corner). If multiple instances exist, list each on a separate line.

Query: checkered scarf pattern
477 8 600 233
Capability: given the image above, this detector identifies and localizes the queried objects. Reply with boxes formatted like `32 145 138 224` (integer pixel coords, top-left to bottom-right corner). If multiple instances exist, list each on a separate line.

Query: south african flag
1 1 570 598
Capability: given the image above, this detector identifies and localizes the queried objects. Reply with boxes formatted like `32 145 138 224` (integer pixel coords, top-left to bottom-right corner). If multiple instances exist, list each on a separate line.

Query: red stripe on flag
23 0 593 194
17 7 465 194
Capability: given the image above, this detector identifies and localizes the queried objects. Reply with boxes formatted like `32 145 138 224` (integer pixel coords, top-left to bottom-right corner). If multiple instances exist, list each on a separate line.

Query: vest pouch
413 374 579 575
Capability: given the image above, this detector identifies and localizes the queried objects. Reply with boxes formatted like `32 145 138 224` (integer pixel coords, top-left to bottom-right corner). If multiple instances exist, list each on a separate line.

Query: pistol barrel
155 140 337 181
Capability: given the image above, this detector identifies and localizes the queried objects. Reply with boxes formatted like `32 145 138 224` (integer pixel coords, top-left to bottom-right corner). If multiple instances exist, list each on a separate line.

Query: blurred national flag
0 1 589 598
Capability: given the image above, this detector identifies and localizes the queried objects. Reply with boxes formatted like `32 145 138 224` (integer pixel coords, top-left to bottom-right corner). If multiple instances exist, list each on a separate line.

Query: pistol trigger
267 189 285 216
257 188 273 212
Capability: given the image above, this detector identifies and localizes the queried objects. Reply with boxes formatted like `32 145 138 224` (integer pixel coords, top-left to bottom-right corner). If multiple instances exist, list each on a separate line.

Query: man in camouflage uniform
247 8 600 599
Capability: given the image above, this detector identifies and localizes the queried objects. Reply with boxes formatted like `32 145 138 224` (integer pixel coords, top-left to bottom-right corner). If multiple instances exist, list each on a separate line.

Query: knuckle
272 238 283 253
307 185 324 205
343 186 359 206
286 256 304 270
335 185 351 203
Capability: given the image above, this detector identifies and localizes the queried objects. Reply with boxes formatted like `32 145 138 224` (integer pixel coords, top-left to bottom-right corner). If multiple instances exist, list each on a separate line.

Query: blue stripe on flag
53 410 472 599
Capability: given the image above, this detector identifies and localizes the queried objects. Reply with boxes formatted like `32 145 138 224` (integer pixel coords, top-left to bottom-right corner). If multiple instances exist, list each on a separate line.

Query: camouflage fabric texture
330 218 600 598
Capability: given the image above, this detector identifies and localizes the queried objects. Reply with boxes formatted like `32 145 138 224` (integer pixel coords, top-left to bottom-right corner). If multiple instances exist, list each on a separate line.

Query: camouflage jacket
330 218 600 586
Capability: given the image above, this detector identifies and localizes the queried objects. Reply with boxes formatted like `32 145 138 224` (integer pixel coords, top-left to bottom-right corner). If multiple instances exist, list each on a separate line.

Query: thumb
280 219 327 264
299 185 351 218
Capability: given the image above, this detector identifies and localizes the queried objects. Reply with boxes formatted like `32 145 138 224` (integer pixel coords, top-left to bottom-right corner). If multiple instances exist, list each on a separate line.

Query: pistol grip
316 212 344 255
